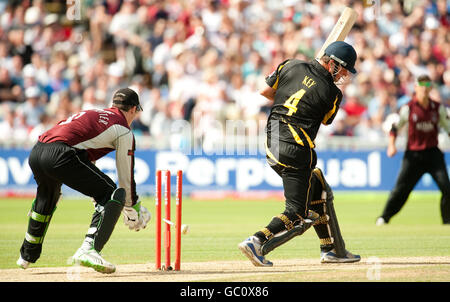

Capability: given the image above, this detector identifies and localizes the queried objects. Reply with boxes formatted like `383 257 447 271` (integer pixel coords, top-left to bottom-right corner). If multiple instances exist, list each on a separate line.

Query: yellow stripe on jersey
299 126 315 148
322 95 339 125
265 140 296 169
272 61 289 90
287 124 315 148
287 124 304 146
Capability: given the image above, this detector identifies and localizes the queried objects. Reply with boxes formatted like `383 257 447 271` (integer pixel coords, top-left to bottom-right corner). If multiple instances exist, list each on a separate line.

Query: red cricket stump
155 169 182 271
164 170 171 270
155 170 161 270
175 170 182 271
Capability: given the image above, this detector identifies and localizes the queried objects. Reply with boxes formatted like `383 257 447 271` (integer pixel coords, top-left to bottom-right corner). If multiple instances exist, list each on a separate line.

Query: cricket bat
315 7 358 60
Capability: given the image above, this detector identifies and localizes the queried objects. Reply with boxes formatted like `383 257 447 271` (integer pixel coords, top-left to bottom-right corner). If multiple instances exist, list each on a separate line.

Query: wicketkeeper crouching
17 88 151 274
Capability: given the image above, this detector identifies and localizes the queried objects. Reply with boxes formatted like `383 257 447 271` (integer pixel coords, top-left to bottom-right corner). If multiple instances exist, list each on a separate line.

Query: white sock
81 237 94 250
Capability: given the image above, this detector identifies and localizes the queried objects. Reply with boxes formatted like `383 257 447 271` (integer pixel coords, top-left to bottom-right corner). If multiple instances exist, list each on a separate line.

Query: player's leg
28 143 124 273
309 169 334 254
18 184 61 268
238 141 318 266
72 188 126 273
51 147 118 207
426 148 450 224
40 144 122 243
377 151 424 224
18 143 62 268
237 159 285 267
238 166 317 267
257 167 318 255
309 168 360 263
46 147 125 273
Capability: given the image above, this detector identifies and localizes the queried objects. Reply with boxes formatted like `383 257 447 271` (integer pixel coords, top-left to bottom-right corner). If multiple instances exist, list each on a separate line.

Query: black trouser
20 142 117 262
254 136 317 243
381 147 450 224
267 140 317 218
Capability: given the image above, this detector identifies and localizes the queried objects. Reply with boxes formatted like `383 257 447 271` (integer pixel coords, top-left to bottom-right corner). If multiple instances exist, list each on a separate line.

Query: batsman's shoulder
280 59 313 78
289 58 310 68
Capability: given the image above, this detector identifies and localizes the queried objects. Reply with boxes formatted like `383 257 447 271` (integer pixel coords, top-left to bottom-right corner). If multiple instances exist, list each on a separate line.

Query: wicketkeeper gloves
122 201 151 231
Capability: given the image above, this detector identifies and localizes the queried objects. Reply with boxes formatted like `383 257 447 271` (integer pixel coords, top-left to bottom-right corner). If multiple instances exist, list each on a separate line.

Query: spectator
0 0 448 149
29 113 52 143
0 67 21 103
377 2 401 36
81 86 104 111
152 28 177 68
341 84 367 132
105 62 127 102
44 63 70 96
17 86 46 128
147 18 166 52
11 110 30 146
368 89 397 130
440 70 450 106
0 106 17 146
7 27 33 65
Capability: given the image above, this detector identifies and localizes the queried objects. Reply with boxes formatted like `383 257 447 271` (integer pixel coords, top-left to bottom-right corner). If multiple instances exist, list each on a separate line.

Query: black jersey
265 59 343 147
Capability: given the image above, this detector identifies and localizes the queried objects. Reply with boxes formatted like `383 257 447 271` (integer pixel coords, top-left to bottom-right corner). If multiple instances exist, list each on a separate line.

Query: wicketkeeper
17 88 151 273
238 41 361 266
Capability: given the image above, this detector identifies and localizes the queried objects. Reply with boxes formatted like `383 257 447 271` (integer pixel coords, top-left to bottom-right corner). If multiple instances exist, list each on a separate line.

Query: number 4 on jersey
283 89 306 116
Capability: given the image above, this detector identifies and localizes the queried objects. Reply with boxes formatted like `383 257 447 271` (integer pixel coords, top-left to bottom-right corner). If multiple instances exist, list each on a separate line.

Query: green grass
1 192 449 269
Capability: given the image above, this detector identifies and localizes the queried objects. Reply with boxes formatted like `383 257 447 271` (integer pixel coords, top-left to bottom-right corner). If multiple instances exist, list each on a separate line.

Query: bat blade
315 7 358 60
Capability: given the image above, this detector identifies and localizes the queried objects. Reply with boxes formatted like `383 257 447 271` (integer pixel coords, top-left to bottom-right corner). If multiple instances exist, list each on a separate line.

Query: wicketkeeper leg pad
20 196 60 263
86 188 126 252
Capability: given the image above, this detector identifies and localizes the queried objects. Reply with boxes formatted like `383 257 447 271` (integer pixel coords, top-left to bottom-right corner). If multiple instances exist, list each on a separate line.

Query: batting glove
123 201 151 231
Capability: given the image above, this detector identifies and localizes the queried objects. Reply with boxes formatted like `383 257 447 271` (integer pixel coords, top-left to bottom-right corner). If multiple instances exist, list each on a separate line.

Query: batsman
238 41 361 266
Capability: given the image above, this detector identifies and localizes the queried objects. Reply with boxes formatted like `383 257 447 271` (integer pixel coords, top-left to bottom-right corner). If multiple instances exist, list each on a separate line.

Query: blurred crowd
0 0 449 149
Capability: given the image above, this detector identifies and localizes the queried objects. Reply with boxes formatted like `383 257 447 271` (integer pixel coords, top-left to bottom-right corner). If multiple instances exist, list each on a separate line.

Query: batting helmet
324 41 357 74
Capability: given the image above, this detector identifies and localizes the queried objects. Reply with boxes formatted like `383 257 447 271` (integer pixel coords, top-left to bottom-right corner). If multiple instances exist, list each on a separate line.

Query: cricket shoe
71 247 116 274
16 256 30 269
320 249 361 263
238 236 273 267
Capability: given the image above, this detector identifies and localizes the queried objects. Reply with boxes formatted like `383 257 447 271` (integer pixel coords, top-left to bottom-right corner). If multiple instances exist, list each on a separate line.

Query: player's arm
386 134 397 158
260 86 276 102
322 90 343 125
262 60 291 102
115 130 139 207
115 130 150 231
387 105 409 157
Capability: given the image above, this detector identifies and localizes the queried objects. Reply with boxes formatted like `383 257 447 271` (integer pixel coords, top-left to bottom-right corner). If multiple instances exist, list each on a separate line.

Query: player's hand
387 144 397 157
122 201 151 231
